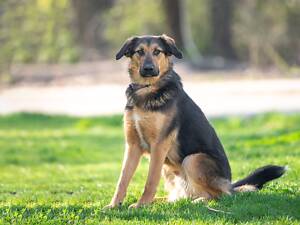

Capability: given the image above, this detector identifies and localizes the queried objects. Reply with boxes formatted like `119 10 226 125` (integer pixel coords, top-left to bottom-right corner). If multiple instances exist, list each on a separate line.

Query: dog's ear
159 34 183 59
115 37 139 60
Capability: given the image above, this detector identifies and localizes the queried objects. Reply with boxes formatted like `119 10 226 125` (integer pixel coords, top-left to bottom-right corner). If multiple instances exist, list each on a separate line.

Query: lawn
0 112 299 224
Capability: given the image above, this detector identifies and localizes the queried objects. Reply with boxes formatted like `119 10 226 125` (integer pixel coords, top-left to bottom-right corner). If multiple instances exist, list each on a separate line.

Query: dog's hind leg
162 165 190 202
182 153 232 201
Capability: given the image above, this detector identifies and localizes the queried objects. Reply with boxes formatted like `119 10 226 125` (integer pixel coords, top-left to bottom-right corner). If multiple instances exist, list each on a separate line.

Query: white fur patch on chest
132 112 150 150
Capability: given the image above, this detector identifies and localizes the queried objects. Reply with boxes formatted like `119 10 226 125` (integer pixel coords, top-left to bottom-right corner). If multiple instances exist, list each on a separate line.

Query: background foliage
234 0 300 67
0 0 78 65
0 0 299 72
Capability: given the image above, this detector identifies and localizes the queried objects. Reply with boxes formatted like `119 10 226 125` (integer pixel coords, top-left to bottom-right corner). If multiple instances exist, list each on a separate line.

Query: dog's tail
232 165 287 192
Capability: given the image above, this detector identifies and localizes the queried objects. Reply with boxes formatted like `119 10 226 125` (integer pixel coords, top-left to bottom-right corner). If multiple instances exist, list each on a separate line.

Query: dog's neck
126 69 182 111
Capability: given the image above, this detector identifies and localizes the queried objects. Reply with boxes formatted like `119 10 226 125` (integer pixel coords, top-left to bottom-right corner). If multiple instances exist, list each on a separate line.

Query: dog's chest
132 111 149 150
131 109 166 151
126 108 181 166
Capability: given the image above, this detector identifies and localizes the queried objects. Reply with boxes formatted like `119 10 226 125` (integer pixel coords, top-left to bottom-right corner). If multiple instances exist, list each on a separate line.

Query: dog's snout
140 63 159 77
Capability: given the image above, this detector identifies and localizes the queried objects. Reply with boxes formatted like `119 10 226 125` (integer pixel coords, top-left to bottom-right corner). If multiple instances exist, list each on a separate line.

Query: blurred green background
0 0 299 77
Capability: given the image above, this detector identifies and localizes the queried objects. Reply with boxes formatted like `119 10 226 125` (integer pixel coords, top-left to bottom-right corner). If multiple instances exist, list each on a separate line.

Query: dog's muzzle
140 63 159 77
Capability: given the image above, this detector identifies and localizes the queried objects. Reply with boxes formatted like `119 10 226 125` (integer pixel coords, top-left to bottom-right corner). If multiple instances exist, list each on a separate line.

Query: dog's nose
143 64 154 72
140 63 158 77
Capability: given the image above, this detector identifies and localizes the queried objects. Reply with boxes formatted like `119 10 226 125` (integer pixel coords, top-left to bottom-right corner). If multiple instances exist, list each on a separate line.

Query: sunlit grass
0 112 299 224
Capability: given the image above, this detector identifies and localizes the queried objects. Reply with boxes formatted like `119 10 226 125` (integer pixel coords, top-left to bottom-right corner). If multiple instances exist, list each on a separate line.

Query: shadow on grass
1 193 299 223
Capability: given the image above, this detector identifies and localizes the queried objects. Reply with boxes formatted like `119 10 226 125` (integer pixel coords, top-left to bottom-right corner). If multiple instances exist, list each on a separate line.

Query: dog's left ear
115 37 138 60
159 34 183 59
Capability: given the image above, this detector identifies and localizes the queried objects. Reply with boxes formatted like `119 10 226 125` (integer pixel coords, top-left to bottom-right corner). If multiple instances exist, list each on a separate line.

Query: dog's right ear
115 37 139 60
159 34 183 59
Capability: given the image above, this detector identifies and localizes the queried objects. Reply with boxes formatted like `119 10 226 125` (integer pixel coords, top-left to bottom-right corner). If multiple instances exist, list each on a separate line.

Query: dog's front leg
129 145 168 208
103 144 142 209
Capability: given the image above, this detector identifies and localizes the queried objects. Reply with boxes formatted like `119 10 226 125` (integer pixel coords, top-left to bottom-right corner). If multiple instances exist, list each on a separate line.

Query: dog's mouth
141 73 159 77
139 67 159 77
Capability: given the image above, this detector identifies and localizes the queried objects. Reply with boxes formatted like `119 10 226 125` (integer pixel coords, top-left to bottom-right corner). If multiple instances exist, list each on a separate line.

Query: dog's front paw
128 201 150 209
102 202 121 211
128 199 154 209
128 202 141 209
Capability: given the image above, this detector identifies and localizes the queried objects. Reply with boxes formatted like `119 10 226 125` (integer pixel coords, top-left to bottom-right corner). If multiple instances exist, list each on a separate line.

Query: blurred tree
210 0 236 59
162 0 203 65
71 0 115 58
284 1 300 66
102 0 166 52
162 0 184 49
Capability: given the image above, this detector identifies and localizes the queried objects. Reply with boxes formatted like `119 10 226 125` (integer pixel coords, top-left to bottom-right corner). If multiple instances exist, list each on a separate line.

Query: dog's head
116 34 183 85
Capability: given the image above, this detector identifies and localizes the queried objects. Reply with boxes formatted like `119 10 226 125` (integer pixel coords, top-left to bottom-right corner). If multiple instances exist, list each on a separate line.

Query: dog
104 34 286 209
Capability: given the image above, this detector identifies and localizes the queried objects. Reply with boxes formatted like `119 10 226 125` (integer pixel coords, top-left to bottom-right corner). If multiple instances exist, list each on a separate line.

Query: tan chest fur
130 107 169 150
124 107 180 166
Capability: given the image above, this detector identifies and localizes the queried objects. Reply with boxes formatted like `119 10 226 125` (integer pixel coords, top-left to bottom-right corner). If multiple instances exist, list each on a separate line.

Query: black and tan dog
104 34 286 209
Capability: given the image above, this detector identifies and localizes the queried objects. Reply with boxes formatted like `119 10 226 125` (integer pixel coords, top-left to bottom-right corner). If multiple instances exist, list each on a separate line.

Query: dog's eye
153 49 161 56
136 49 144 56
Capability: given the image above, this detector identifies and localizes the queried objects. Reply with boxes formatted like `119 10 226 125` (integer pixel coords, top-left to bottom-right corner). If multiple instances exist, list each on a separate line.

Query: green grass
0 112 299 224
